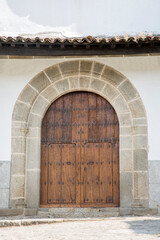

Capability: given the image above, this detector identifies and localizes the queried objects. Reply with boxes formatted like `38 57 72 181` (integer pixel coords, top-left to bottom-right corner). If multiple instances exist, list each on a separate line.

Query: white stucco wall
0 55 160 162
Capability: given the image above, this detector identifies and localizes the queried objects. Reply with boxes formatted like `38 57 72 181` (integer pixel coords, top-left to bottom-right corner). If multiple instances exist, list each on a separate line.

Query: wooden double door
40 92 119 207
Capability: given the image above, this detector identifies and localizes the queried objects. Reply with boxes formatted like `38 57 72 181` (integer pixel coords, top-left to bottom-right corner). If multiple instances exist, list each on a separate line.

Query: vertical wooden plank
106 102 115 142
82 143 99 204
96 95 107 142
100 143 113 203
62 94 72 143
61 144 76 203
72 92 81 205
81 92 88 143
40 144 48 205
48 144 61 205
88 93 97 142
46 102 55 144
54 97 63 143
112 143 119 206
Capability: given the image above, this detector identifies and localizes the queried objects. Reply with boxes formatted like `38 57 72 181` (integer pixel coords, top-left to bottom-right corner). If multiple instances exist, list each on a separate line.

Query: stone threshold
0 207 158 219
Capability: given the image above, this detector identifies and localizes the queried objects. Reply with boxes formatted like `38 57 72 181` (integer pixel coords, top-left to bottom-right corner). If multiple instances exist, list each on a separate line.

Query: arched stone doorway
40 91 119 207
10 60 148 213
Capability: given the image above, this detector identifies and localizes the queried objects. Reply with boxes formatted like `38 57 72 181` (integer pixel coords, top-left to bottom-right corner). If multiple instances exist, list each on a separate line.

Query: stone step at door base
37 208 120 218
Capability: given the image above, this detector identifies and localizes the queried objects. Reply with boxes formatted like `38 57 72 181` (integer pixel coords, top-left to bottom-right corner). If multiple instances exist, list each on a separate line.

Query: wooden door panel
100 143 113 203
48 144 61 204
82 143 99 204
112 143 119 205
61 144 76 203
40 145 48 205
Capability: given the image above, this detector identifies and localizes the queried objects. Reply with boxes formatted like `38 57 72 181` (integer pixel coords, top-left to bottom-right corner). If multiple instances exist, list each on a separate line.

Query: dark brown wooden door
40 92 119 207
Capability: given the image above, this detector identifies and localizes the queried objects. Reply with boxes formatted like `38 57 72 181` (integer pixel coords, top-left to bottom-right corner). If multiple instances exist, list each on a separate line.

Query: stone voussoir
12 101 30 122
40 85 59 102
30 71 51 93
44 64 62 83
118 79 139 102
80 60 93 75
31 95 49 116
90 78 105 92
101 65 126 86
18 84 38 106
59 60 80 77
54 78 70 93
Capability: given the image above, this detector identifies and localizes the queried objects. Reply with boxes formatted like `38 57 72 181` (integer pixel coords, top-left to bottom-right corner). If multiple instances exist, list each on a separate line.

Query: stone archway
10 60 148 213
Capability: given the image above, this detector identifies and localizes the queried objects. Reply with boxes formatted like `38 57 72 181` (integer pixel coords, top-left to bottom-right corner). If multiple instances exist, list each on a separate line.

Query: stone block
120 150 132 172
129 99 146 118
31 95 49 116
10 198 25 208
118 113 132 126
18 84 38 105
0 162 10 188
120 172 132 207
118 80 139 102
101 66 125 86
113 95 129 113
41 86 58 102
31 95 49 115
24 208 37 216
133 118 147 126
133 135 148 149
0 189 9 208
92 62 104 77
0 208 23 216
119 208 133 216
12 128 22 137
69 76 79 89
149 183 160 208
132 198 149 208
134 172 148 199
45 65 62 82
120 136 132 149
12 101 30 122
149 160 160 184
26 170 40 208
28 113 42 128
26 138 41 170
11 137 25 154
11 154 25 175
79 76 90 89
120 126 132 135
80 60 93 75
10 175 25 198
27 127 40 138
30 72 50 93
90 78 105 91
102 84 119 101
59 61 79 76
134 149 148 171
132 126 147 135
12 121 27 129
133 207 158 216
55 79 69 93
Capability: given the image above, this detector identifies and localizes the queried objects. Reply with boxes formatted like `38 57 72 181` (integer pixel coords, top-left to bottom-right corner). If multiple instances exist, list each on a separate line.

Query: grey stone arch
10 60 148 211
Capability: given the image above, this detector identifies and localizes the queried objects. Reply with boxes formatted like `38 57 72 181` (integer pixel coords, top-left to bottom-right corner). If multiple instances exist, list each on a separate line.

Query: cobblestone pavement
0 216 160 240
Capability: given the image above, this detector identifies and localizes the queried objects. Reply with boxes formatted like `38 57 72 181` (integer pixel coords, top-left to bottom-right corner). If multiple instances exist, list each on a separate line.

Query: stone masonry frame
10 60 148 211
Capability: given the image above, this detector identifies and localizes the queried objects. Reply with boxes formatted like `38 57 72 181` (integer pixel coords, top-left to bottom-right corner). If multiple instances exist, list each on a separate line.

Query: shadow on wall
125 219 160 236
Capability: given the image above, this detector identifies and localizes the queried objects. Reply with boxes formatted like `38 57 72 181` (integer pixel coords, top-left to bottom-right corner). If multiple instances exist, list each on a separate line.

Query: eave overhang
0 34 160 56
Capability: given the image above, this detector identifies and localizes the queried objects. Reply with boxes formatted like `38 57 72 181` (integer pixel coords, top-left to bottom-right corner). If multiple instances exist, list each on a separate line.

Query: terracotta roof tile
0 33 160 45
